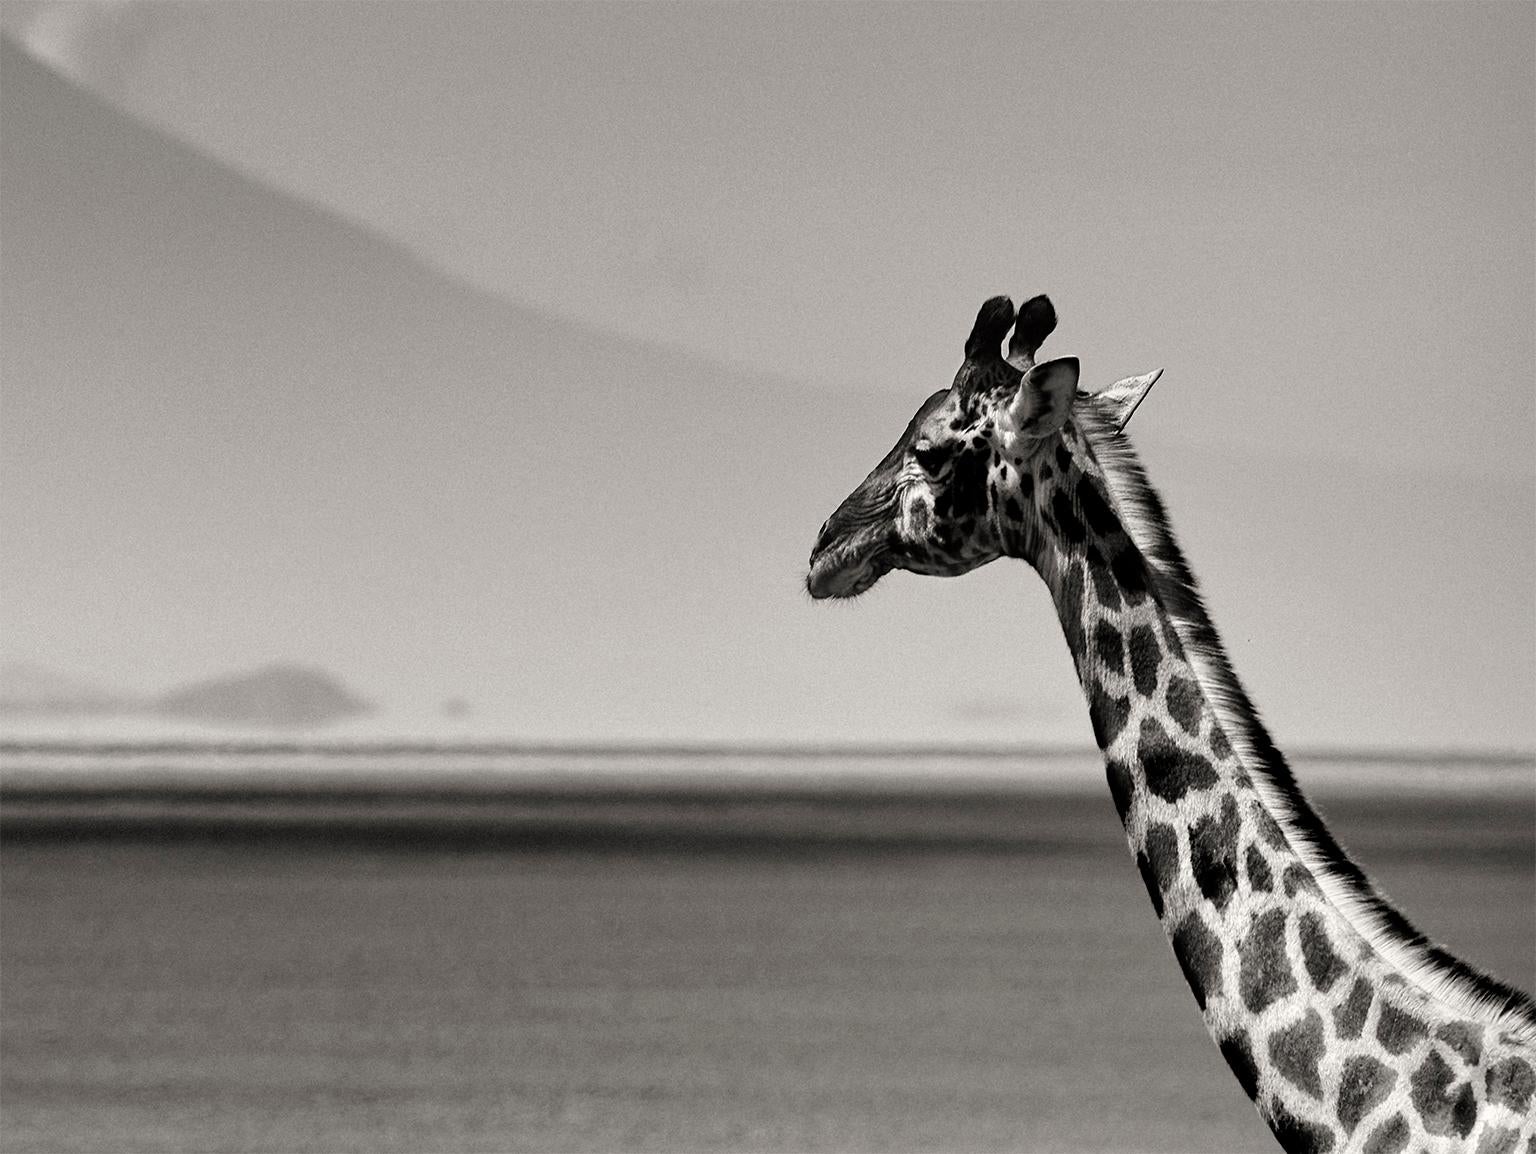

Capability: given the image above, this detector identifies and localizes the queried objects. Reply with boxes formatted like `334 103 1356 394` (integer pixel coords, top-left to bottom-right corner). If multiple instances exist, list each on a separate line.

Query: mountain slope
0 36 983 742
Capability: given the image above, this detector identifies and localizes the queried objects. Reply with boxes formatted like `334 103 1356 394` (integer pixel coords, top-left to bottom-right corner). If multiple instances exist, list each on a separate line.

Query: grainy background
1 5 1532 1153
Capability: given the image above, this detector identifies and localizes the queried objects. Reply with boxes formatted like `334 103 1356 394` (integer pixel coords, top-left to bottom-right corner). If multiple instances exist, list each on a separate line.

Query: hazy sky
1 2 1532 749
14 1 1532 474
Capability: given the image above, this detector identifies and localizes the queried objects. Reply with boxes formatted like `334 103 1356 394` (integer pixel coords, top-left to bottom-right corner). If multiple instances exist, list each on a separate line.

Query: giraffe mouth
806 541 893 600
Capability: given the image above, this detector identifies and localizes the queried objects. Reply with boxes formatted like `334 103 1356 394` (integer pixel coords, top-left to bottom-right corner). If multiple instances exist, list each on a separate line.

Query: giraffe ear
1007 295 1057 370
1095 369 1164 434
1010 357 1079 437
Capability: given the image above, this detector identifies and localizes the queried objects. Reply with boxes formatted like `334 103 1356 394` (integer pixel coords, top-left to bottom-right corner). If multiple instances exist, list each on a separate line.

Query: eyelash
912 443 948 474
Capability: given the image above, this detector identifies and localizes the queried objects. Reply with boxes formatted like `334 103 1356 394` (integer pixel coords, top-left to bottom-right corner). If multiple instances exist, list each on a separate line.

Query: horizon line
0 738 1531 767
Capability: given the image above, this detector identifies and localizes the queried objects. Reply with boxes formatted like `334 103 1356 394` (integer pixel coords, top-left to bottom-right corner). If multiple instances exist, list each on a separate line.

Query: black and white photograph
1 3 1532 1151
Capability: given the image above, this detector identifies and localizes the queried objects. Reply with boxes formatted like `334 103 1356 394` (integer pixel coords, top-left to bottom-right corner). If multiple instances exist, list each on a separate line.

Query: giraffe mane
1076 399 1536 1041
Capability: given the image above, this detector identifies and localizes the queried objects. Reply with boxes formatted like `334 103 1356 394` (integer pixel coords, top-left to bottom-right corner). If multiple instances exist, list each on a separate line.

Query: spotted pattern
1485 1055 1535 1113
807 303 1536 1154
1094 622 1125 672
1142 822 1180 907
1240 908 1296 1014
1336 1055 1396 1134
1299 911 1346 992
1033 424 1536 1154
1105 758 1134 824
1189 793 1241 910
1269 1098 1336 1153
1282 862 1318 898
1376 1001 1429 1056
1128 624 1161 696
1473 1126 1522 1154
1220 1030 1261 1100
1166 675 1202 735
1270 1009 1326 1099
1360 1114 1409 1154
1209 724 1233 761
1137 717 1218 802
1437 1021 1483 1066
1171 912 1223 1011
1410 1048 1477 1138
1333 978 1374 1040
1086 551 1122 611
1245 843 1274 894
1089 688 1130 748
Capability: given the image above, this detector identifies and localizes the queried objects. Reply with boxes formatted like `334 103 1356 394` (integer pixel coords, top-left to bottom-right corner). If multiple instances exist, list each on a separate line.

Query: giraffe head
806 294 1160 599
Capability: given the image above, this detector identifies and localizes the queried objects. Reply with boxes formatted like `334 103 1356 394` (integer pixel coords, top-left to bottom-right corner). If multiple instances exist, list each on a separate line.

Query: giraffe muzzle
807 482 898 599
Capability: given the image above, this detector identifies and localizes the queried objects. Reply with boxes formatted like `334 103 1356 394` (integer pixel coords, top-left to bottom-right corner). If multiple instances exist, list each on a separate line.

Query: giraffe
806 294 1536 1152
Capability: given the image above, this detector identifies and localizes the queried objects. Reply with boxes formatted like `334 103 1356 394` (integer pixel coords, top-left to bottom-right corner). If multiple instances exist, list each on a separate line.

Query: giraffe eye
912 442 948 474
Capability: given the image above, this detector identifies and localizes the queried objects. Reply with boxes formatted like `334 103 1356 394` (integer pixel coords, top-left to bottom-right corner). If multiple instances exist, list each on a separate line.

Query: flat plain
2 780 1532 1153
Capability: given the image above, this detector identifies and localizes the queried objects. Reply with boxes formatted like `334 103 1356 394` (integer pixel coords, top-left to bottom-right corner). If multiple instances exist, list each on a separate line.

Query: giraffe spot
1245 843 1273 893
1134 851 1163 918
1239 908 1296 1014
1254 806 1288 850
1086 549 1122 611
1057 565 1086 654
1128 625 1161 697
1434 1021 1482 1067
942 446 990 519
1189 793 1241 911
1410 1048 1476 1138
1337 1055 1396 1134
1282 863 1318 897
1094 621 1125 674
1333 978 1373 1040
1055 444 1074 473
1110 546 1148 604
1139 718 1219 802
1219 1030 1260 1100
1268 1098 1337 1154
1376 1001 1429 1056
1106 758 1135 823
1210 724 1233 761
1170 911 1223 1012
1004 496 1023 522
1473 1127 1521 1154
1269 1009 1326 1100
1051 492 1086 544
1088 687 1130 749
1165 675 1202 735
1076 476 1119 537
1485 1055 1535 1113
1360 1114 1409 1154
1018 472 1034 499
1160 612 1186 658
909 497 931 538
1143 822 1180 906
1298 913 1346 993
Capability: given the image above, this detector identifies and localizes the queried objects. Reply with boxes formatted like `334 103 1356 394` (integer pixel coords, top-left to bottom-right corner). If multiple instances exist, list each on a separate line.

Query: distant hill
153 664 369 727
0 660 368 729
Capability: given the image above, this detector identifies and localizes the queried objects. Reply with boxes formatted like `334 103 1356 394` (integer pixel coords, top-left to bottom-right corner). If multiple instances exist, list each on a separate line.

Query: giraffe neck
1016 423 1536 1150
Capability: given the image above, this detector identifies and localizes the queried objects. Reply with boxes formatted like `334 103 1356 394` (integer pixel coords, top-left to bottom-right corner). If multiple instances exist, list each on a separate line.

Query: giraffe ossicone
807 294 1536 1152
